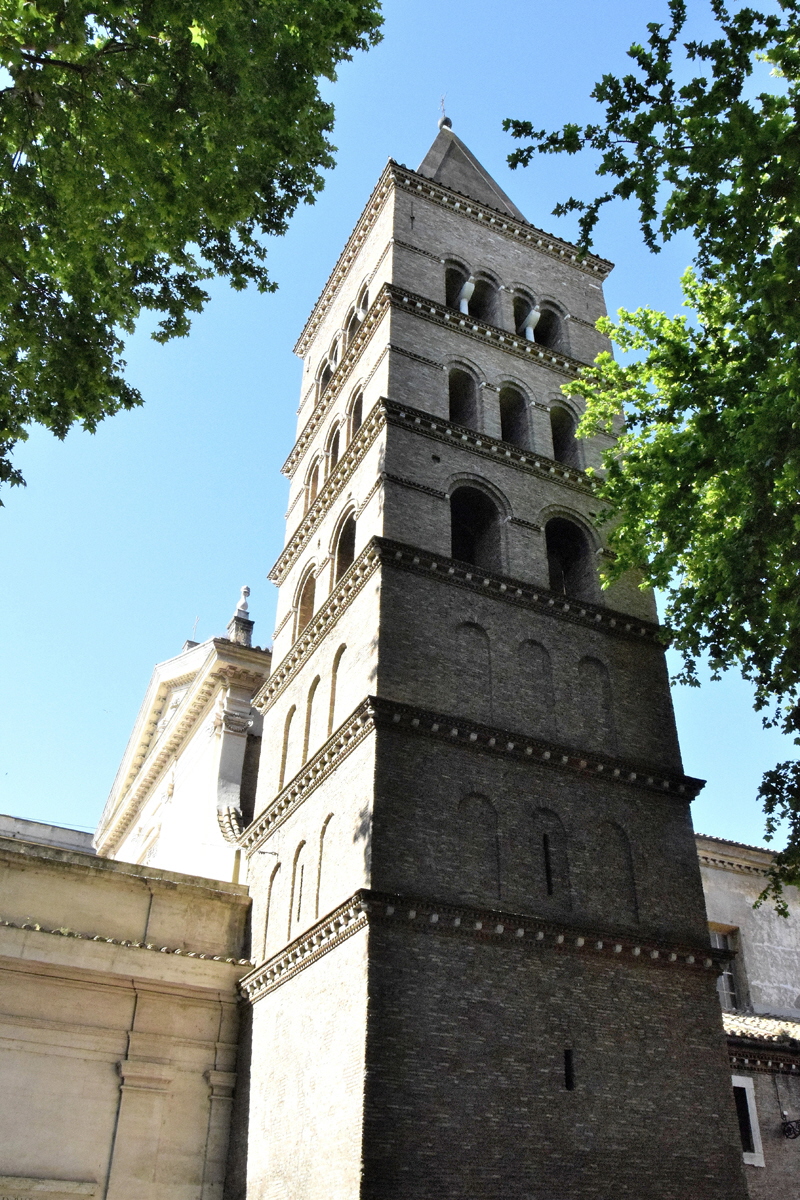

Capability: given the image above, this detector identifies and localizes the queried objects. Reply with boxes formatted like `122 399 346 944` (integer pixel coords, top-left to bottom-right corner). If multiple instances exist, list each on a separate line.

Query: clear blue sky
0 0 791 848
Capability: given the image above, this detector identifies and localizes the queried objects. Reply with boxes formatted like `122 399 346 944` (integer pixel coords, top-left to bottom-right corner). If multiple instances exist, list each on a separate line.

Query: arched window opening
303 676 320 763
357 285 369 313
317 362 332 403
499 387 528 449
445 263 471 311
514 294 539 340
545 518 595 600
279 705 296 790
470 278 499 325
327 427 340 476
349 392 363 441
289 840 308 938
345 308 362 346
535 308 563 350
335 514 356 582
448 369 479 430
316 813 334 918
328 644 347 735
450 487 502 572
296 571 316 637
550 406 581 468
304 460 320 514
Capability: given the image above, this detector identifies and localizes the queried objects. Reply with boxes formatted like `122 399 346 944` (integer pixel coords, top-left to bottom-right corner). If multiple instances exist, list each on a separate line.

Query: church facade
1 125 797 1199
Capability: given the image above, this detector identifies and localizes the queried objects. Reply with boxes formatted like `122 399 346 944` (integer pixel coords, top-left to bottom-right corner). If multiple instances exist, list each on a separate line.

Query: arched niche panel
458 793 501 902
594 821 639 924
577 655 617 755
529 807 571 909
516 639 557 740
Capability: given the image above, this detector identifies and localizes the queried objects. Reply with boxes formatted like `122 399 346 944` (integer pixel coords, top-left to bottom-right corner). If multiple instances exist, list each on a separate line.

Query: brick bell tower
235 121 749 1199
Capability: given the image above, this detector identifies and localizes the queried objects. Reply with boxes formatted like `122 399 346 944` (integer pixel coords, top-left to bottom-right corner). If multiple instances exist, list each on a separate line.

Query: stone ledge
0 1180 97 1197
0 915 252 965
243 695 703 858
240 887 722 1004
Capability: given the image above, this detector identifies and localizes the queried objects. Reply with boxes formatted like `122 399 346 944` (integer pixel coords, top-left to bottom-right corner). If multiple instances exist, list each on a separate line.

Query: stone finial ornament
227 585 254 647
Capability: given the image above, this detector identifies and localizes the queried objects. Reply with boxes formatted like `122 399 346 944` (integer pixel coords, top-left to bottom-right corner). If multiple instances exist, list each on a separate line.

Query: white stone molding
388 398 593 492
0 915 252 965
283 300 390 479
240 887 721 1005
254 544 382 713
118 1058 173 1093
97 661 266 857
390 284 585 378
241 701 376 853
0 1180 98 1198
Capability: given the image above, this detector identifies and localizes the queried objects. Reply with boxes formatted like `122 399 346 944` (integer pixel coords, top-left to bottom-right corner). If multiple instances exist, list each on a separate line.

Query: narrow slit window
543 833 554 896
731 1075 765 1167
564 1049 575 1091
734 1087 754 1153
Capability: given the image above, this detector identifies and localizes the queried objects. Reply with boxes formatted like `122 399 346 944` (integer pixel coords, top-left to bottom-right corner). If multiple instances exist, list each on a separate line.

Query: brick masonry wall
376 565 680 773
361 920 748 1200
371 724 706 945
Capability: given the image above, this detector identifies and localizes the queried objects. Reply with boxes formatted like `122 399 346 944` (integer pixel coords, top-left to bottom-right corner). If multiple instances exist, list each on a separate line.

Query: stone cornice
242 700 376 854
696 835 773 877
385 398 594 495
392 163 613 279
0 914 252 966
378 536 662 645
240 887 719 1005
243 694 701 860
96 659 269 857
283 293 391 479
270 398 386 585
254 542 382 713
389 284 586 378
728 1045 800 1074
256 535 665 720
371 696 703 799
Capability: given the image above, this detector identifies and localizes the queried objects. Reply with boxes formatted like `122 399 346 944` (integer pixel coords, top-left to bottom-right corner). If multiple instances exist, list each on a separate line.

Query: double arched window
325 424 342 478
303 458 321 515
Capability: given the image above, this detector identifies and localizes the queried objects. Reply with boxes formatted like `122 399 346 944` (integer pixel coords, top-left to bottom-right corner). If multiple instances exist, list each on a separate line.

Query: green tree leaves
506 0 800 904
0 0 382 490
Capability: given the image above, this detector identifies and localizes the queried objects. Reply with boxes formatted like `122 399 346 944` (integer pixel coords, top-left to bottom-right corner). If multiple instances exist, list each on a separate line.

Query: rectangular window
710 929 739 1010
731 1075 765 1167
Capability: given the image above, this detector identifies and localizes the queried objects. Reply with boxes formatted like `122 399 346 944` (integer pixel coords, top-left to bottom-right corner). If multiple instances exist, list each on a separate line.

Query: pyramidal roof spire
417 119 527 223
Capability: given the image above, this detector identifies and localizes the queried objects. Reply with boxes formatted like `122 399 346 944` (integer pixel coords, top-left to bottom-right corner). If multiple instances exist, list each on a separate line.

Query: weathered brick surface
361 921 747 1200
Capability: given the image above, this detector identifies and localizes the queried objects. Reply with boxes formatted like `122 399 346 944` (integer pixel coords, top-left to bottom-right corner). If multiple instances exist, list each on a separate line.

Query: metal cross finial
438 95 452 131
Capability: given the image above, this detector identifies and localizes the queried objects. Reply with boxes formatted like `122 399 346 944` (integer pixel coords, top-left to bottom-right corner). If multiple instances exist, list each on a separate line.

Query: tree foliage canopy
505 0 800 907
0 0 382 489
